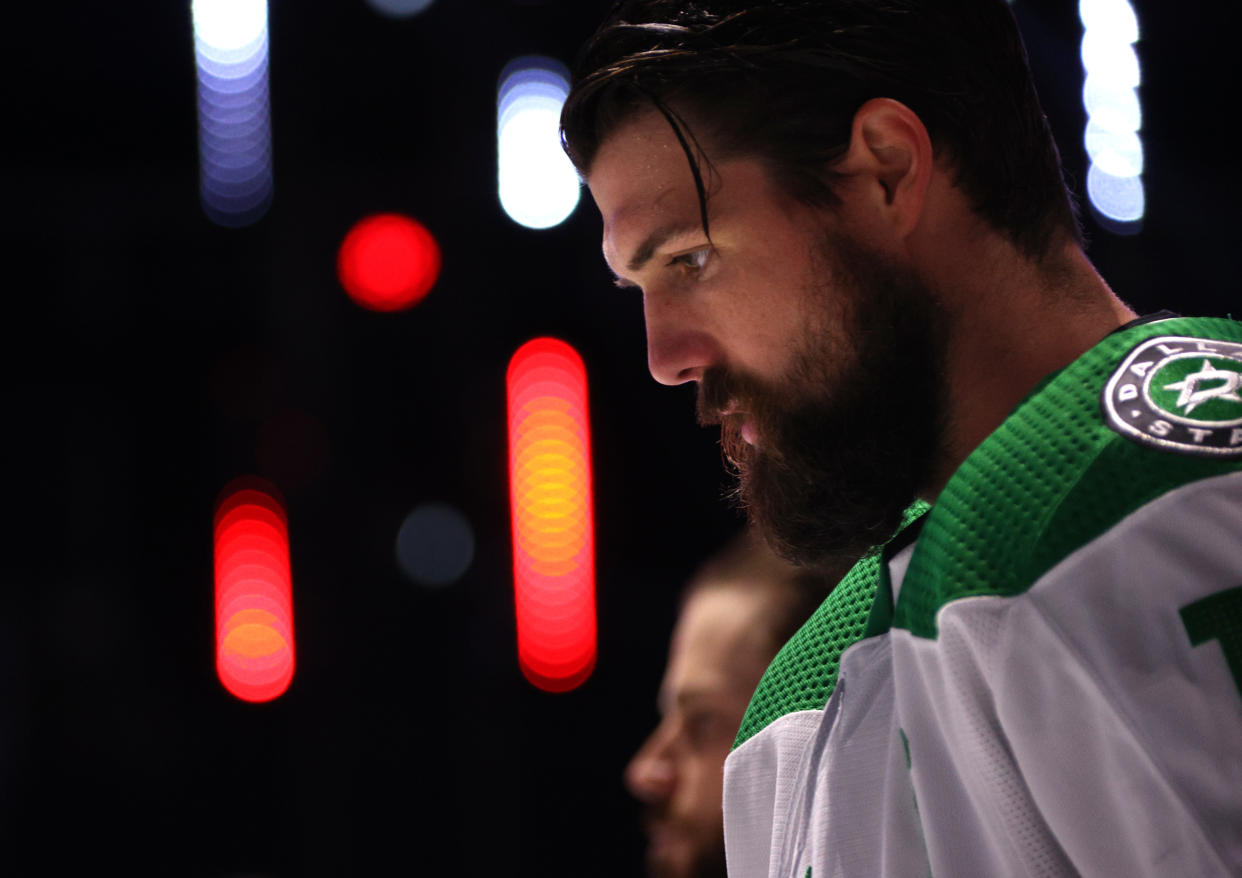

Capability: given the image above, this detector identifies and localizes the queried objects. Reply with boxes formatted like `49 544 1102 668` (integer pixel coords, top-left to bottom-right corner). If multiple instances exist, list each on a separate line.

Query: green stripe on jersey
733 502 929 749
732 317 1242 746
894 316 1242 639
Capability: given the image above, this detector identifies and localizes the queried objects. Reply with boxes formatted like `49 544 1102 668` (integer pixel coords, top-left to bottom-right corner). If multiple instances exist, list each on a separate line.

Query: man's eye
667 248 711 273
684 712 727 744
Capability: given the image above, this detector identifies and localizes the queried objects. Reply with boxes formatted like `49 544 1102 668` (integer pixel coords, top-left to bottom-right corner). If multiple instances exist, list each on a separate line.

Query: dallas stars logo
1102 334 1242 458
1161 359 1242 415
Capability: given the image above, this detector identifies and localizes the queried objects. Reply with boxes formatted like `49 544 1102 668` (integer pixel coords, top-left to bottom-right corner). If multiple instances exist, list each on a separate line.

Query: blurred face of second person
626 585 777 878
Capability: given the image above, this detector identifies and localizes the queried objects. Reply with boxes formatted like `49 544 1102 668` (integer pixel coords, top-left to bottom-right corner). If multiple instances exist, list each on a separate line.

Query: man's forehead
659 586 773 706
591 106 690 173
587 111 705 264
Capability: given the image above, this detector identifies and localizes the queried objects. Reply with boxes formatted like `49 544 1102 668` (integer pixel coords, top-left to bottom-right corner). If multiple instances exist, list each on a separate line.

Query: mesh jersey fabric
734 500 929 749
724 314 1242 877
735 315 1242 749
896 314 1242 637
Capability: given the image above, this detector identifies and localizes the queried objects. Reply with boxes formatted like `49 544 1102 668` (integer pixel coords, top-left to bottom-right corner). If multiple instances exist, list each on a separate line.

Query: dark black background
3 1 1236 875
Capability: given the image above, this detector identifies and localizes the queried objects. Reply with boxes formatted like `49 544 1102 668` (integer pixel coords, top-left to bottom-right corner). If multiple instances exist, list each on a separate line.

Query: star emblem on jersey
1102 335 1242 457
1161 359 1242 414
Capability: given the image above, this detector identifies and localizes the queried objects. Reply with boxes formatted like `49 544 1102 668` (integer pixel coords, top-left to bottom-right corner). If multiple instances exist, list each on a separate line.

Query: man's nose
625 725 677 803
643 292 721 386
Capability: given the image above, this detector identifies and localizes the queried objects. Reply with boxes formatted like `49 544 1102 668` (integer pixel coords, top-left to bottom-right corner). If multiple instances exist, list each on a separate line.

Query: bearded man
561 1 1242 875
627 531 832 878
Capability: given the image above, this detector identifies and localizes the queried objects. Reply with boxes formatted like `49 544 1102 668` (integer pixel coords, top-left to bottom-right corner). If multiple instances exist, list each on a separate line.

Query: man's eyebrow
626 220 706 274
605 219 706 289
656 686 718 715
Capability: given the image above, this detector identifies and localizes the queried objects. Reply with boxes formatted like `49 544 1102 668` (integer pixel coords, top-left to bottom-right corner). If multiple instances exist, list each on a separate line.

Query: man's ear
834 97 934 238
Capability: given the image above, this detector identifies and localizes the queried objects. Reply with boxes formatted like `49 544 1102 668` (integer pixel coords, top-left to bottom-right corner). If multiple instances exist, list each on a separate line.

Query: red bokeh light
507 337 596 693
337 213 441 312
213 477 295 703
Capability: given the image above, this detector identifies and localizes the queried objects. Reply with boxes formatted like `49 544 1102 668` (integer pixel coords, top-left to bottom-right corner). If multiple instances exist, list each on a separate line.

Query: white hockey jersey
723 315 1242 877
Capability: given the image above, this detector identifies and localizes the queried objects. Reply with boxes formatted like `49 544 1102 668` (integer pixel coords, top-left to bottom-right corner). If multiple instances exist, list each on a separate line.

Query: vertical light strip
1080 0 1144 229
192 0 274 227
507 338 597 692
497 57 581 230
214 478 295 702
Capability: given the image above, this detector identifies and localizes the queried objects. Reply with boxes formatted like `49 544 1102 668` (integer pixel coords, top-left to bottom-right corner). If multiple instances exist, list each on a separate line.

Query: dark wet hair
561 0 1082 259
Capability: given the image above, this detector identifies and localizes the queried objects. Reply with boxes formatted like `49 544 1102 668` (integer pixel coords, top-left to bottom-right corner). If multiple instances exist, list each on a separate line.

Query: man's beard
697 234 949 573
640 807 728 878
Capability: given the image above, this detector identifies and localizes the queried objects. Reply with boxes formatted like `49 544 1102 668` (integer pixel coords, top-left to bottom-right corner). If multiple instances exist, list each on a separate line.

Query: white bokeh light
497 57 581 230
1085 120 1143 178
192 0 273 227
1087 164 1145 223
1080 0 1143 229
1080 33 1140 89
1083 76 1141 132
1079 0 1139 43
192 0 267 53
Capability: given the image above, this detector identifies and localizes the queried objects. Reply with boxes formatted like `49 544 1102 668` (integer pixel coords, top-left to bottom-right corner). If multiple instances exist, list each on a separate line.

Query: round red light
337 213 441 312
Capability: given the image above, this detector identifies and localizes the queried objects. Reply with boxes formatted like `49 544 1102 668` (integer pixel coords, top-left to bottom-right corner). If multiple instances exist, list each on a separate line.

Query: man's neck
920 241 1137 499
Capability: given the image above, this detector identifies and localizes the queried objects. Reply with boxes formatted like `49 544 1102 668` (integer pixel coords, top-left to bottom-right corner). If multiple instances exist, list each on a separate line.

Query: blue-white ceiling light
1080 0 1144 230
192 0 273 227
497 57 581 230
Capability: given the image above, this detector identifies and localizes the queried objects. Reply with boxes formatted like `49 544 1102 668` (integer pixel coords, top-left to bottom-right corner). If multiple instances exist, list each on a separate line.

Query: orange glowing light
337 213 441 312
507 337 596 692
213 477 295 703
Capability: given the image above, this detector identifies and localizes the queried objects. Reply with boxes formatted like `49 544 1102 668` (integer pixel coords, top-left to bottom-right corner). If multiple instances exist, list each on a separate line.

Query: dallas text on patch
1102 336 1242 457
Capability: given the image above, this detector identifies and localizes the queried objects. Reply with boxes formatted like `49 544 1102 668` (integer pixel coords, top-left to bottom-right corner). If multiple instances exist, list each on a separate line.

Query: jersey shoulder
894 315 1242 639
733 501 930 748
